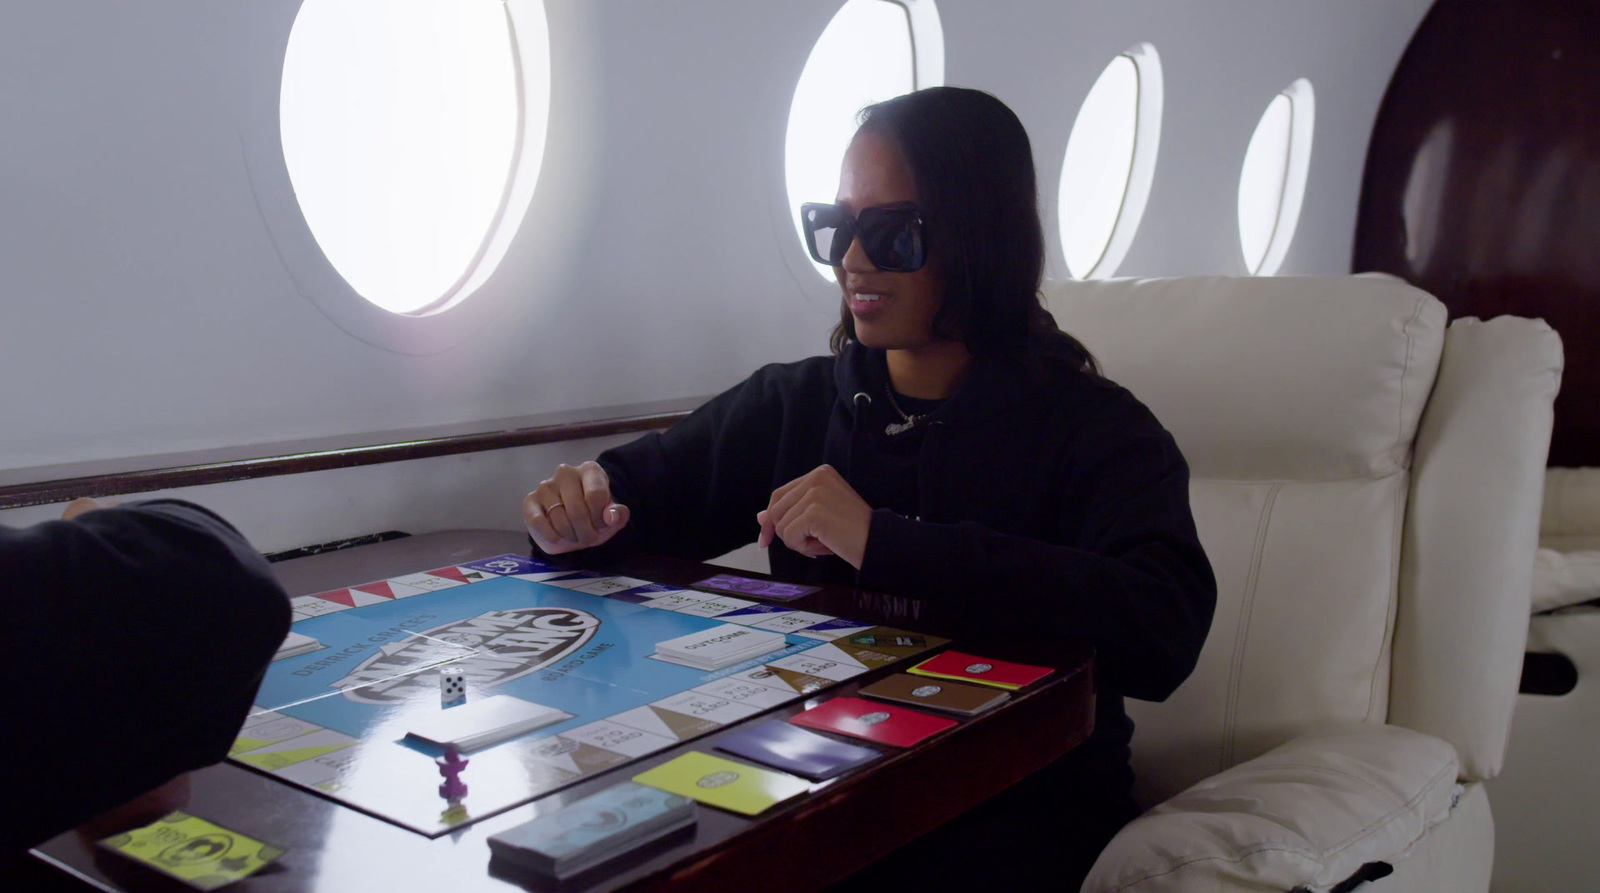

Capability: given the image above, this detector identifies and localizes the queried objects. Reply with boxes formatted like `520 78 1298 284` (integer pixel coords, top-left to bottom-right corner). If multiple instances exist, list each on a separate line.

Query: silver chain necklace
883 383 924 436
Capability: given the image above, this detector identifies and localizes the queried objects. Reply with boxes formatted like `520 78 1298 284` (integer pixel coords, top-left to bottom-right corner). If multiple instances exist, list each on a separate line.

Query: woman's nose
840 233 877 273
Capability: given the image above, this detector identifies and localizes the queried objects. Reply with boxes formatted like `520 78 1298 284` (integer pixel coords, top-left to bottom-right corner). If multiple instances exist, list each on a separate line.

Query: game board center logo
911 685 942 697
965 663 993 674
335 608 602 704
857 711 892 726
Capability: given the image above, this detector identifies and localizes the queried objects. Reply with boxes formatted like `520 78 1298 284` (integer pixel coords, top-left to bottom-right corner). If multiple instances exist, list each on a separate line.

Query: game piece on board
440 666 466 704
632 751 809 816
439 777 469 801
406 695 571 752
98 811 285 891
437 743 470 801
906 650 1053 690
487 782 695 880
789 696 958 747
858 672 1011 715
714 720 881 780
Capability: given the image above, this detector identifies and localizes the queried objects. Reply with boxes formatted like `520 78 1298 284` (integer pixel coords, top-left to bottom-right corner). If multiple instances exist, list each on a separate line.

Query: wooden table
26 530 1094 892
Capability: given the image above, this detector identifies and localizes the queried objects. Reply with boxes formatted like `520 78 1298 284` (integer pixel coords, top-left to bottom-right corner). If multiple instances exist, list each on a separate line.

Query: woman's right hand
523 461 630 554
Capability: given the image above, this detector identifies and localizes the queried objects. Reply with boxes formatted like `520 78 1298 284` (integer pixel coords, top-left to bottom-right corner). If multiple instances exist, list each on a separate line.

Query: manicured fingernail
605 506 619 525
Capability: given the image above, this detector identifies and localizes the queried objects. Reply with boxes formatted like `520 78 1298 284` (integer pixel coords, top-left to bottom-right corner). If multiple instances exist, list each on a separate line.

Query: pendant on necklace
882 382 922 435
885 418 918 436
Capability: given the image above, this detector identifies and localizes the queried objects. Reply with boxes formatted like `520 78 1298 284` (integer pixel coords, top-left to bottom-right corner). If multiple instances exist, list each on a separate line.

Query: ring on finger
543 503 567 516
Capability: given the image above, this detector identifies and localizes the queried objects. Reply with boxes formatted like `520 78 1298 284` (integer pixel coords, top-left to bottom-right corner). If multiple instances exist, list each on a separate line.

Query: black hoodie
589 340 1216 787
3 500 290 851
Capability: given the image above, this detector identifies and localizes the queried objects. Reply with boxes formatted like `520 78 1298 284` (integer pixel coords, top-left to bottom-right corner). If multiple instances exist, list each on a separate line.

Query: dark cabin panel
1354 0 1600 466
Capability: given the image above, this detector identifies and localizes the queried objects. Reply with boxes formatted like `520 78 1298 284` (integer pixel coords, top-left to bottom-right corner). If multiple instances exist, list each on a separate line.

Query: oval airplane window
1237 79 1315 276
785 0 944 279
1058 43 1163 280
280 0 549 315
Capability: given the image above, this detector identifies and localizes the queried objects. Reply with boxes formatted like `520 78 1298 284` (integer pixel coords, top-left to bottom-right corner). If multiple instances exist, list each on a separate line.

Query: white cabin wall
1 1 1436 550
0 1 840 471
943 0 1435 279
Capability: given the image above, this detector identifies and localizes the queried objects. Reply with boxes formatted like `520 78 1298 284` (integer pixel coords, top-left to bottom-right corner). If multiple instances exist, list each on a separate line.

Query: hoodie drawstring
848 392 874 593
848 392 873 485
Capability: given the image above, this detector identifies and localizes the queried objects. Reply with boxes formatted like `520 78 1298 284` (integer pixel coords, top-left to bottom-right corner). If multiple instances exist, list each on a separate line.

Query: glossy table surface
30 530 1094 892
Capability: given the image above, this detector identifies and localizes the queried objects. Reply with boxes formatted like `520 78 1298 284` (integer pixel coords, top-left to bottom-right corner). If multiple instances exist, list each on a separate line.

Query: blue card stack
487 782 695 879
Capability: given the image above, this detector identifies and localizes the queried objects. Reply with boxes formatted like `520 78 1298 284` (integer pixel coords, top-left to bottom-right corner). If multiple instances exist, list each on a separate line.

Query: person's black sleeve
1 500 290 852
860 396 1216 703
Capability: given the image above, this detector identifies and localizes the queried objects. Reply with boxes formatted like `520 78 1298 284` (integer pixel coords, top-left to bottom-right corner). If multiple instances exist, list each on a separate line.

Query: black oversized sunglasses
800 202 927 273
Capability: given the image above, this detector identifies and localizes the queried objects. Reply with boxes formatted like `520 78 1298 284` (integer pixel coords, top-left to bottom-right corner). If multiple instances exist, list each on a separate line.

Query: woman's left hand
756 464 873 568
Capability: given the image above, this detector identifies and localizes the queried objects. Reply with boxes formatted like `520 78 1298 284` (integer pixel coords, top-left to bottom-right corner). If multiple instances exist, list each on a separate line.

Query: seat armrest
1082 725 1459 893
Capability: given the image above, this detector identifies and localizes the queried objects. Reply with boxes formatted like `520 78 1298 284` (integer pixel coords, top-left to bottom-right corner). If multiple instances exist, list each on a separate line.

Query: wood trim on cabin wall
0 398 702 510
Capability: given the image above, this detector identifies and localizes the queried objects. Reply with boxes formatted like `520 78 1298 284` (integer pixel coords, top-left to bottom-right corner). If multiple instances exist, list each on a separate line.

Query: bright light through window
1237 79 1315 276
1058 44 1163 280
785 0 942 279
281 0 547 315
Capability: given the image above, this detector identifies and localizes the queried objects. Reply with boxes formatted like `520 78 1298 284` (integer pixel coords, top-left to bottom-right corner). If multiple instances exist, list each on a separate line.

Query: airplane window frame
246 0 553 355
1237 78 1316 277
278 0 545 318
1057 42 1164 281
779 0 945 287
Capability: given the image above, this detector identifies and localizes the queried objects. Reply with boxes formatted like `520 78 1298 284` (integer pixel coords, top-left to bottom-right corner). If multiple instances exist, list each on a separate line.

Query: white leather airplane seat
1484 467 1600 892
1042 275 1562 893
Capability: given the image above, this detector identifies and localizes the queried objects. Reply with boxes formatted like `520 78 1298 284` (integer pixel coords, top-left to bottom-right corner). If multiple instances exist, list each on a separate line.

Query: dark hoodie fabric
587 340 1216 793
2 500 290 852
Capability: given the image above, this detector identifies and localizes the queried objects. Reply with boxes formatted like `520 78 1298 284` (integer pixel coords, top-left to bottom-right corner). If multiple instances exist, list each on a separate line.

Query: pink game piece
437 743 469 801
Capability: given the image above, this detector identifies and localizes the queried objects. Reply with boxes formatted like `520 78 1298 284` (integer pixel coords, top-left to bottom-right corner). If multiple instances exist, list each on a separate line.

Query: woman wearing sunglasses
523 86 1215 887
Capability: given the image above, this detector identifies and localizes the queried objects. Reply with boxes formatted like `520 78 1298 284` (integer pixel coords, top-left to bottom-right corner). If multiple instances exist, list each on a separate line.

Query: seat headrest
1043 276 1447 481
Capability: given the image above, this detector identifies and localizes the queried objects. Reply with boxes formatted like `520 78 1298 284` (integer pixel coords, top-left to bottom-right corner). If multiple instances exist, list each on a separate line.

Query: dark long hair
828 87 1097 376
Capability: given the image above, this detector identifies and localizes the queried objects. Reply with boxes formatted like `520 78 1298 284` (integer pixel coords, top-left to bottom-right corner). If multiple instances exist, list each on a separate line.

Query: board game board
230 554 944 836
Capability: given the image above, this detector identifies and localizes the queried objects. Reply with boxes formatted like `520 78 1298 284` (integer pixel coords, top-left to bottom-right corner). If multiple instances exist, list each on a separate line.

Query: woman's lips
849 292 886 316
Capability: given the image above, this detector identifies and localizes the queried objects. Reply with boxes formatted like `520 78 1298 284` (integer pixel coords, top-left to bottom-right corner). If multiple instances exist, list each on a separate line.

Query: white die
440 667 466 702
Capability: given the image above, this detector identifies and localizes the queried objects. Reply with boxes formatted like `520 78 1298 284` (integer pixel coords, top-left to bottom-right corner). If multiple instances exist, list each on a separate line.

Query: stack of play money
487 782 695 879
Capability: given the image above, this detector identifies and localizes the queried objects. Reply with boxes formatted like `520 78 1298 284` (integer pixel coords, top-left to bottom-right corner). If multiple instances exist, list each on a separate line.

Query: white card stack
273 630 322 661
653 624 787 670
406 695 571 752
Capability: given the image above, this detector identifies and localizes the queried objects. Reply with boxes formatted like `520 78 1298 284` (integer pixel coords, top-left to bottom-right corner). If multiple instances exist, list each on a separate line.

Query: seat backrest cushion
1045 276 1446 804
1391 315 1560 780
